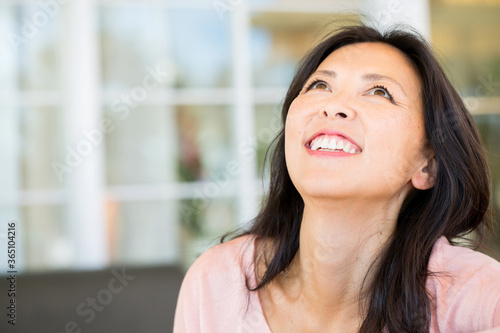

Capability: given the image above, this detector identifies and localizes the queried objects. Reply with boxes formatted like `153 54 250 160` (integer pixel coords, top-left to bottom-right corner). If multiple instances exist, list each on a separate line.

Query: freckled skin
285 42 432 203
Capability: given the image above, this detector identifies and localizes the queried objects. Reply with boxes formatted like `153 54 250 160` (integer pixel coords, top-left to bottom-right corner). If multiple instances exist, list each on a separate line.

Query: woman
174 24 500 332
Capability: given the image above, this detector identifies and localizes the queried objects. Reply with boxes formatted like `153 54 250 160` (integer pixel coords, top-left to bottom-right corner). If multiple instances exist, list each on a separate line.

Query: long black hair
227 24 492 332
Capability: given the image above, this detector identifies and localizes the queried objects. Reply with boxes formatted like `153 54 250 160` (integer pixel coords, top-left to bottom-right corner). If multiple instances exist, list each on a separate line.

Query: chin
296 181 353 201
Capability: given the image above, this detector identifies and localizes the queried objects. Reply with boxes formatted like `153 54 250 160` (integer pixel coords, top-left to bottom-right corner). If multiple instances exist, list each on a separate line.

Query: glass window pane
104 106 177 185
100 7 172 90
110 200 179 266
104 104 240 190
0 6 19 92
21 107 65 190
0 108 22 192
22 205 71 272
254 105 281 177
251 12 350 87
176 105 234 182
250 20 295 88
101 8 231 89
169 9 231 88
431 2 500 98
178 198 237 267
3 5 63 91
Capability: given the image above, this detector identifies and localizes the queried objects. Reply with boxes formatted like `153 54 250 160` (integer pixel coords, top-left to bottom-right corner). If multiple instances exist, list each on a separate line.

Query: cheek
377 123 427 182
284 118 296 163
284 113 307 181
284 126 301 166
284 112 304 144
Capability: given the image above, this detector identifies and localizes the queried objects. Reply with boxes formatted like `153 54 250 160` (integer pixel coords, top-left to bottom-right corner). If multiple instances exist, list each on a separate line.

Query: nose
322 110 349 118
320 103 356 120
316 86 357 120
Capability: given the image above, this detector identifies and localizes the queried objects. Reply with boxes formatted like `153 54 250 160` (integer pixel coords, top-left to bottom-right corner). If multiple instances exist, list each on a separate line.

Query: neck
280 197 401 327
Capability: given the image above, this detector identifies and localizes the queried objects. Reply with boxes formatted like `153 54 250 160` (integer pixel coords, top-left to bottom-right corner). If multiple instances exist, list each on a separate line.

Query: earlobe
411 158 437 190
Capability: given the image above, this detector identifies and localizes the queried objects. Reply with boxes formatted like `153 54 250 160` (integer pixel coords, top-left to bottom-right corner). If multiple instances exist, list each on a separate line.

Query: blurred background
0 0 499 332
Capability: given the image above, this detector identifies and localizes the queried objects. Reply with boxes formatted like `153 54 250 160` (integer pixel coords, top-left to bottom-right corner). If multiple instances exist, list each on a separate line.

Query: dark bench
0 265 184 333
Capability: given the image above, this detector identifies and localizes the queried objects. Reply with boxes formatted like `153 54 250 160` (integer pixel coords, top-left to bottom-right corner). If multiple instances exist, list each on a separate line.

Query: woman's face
285 42 432 204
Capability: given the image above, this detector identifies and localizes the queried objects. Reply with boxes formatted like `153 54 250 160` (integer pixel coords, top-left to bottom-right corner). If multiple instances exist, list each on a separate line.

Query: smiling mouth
307 134 362 154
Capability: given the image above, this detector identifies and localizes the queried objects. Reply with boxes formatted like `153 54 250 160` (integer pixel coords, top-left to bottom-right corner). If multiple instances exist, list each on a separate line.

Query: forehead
317 42 422 96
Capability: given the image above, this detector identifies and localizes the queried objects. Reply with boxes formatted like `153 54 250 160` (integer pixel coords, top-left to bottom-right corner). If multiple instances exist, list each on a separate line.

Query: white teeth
327 138 337 150
336 140 344 150
309 135 360 154
311 139 320 150
320 137 329 149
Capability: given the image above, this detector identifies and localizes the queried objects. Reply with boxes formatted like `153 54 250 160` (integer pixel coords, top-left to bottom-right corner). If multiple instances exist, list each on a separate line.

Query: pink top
174 236 500 332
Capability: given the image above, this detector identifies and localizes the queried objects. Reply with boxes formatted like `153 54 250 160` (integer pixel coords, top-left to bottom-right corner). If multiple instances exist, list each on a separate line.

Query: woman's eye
368 86 394 101
307 81 330 92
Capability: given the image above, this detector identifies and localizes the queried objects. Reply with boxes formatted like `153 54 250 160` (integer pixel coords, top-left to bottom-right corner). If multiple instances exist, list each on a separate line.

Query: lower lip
306 147 360 157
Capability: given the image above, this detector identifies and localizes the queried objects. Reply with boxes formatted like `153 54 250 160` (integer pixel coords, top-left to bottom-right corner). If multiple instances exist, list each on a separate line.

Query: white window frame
0 0 430 271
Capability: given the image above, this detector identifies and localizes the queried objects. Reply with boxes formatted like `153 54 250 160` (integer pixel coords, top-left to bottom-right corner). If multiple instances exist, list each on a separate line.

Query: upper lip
305 129 362 151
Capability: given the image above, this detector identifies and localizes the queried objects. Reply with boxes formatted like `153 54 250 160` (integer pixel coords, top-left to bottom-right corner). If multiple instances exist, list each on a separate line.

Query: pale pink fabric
174 236 500 332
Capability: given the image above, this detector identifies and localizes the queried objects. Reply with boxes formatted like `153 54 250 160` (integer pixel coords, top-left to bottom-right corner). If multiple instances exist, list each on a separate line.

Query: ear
411 157 437 190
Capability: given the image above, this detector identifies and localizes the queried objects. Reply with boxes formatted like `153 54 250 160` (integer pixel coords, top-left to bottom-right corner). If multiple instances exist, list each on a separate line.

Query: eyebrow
315 69 336 78
312 70 408 97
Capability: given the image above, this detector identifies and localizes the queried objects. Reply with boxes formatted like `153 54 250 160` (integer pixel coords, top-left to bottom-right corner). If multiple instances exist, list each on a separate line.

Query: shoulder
428 236 500 283
427 236 500 332
176 234 258 305
174 235 259 332
186 235 257 281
